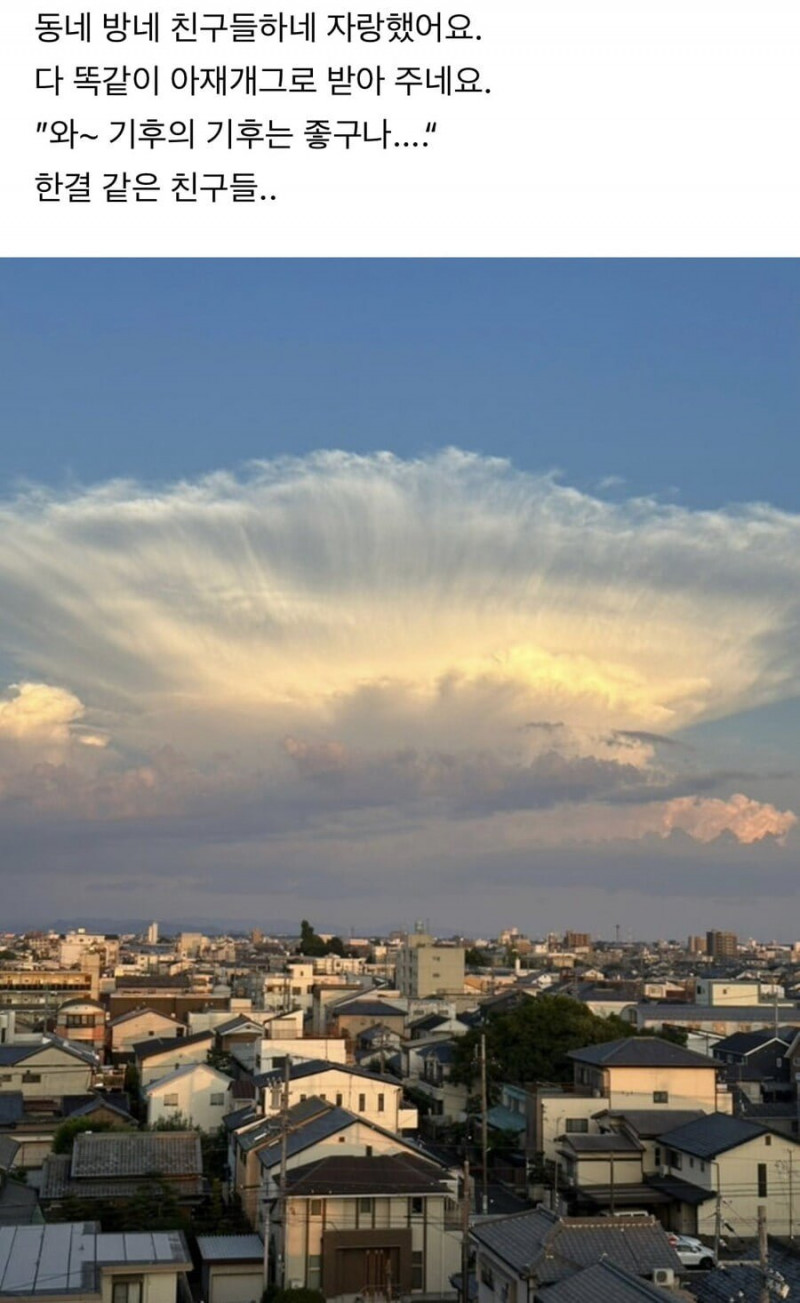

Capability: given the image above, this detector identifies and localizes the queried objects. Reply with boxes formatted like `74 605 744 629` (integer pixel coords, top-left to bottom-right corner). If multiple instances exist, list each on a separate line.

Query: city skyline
1 259 798 937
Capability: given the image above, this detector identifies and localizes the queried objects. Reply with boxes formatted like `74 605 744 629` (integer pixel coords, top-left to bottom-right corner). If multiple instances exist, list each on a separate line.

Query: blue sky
0 258 799 939
2 259 797 509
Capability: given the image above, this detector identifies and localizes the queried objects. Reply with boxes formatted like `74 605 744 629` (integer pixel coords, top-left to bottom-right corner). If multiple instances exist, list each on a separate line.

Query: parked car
667 1234 716 1269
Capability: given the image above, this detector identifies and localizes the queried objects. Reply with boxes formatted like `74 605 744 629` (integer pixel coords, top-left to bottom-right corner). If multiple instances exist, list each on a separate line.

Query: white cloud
0 451 797 848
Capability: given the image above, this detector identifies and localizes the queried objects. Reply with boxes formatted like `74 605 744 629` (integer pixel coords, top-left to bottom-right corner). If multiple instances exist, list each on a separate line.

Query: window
163 1093 179 1107
112 1279 143 1303
22 1072 41 1084
409 1196 424 1215
411 1250 424 1291
377 1093 385 1112
565 1118 589 1133
758 1163 768 1198
335 1092 343 1107
358 1093 366 1111
210 1092 225 1106
307 1255 322 1289
310 1199 323 1216
765 1135 772 1146
365 1145 373 1157
653 1091 669 1104
668 1150 682 1170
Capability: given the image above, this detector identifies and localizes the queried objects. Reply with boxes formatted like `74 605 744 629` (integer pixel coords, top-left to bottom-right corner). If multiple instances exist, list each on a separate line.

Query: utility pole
714 1186 722 1263
609 1153 615 1216
461 1160 471 1303
480 1033 489 1215
277 1055 291 1289
758 1204 769 1303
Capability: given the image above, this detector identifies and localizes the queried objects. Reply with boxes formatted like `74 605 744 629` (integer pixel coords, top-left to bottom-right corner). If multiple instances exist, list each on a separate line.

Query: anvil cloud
0 450 797 922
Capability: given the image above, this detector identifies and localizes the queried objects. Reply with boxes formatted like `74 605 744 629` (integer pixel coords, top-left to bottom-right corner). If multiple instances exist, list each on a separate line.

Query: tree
52 1117 131 1154
451 995 642 1093
464 947 484 968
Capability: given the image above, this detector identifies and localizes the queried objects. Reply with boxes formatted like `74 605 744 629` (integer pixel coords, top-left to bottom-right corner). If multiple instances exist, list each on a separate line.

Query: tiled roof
133 1029 213 1059
71 1130 202 1178
284 1153 450 1197
532 1260 681 1303
0 1136 20 1171
471 1210 681 1282
559 1133 643 1154
568 1038 716 1069
109 1006 181 1026
255 1058 397 1088
41 1153 205 1201
599 1110 704 1137
657 1112 767 1159
256 1107 355 1168
195 1235 264 1261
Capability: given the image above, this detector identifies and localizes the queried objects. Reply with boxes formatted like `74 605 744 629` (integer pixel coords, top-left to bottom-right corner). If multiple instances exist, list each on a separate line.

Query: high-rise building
706 930 738 960
147 921 159 945
395 926 465 998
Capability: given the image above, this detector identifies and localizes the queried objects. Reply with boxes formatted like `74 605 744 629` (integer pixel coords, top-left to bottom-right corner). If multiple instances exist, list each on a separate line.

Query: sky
0 258 798 940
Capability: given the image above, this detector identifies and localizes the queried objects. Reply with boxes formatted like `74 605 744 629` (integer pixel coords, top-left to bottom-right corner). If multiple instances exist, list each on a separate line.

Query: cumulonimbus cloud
0 451 797 846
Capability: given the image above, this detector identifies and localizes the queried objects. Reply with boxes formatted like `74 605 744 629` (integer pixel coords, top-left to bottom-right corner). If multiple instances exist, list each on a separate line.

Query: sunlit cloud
0 451 797 858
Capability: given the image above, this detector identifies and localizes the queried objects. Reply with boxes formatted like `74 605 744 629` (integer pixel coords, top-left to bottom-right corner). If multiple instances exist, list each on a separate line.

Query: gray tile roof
0 1138 20 1172
657 1112 767 1159
71 1131 202 1178
284 1153 450 1197
559 1133 643 1154
0 1098 23 1128
688 1241 800 1302
256 1107 354 1168
600 1110 704 1137
471 1210 682 1282
568 1038 716 1069
532 1259 680 1303
195 1235 264 1261
40 1154 205 1202
133 1029 213 1060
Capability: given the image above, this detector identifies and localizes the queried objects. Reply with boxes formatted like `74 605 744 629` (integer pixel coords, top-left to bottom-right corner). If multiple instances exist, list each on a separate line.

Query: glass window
310 1199 323 1216
210 1092 225 1105
653 1091 669 1103
163 1093 179 1106
758 1163 768 1198
112 1279 143 1303
411 1251 424 1290
377 1093 385 1112
358 1093 366 1111
565 1118 588 1133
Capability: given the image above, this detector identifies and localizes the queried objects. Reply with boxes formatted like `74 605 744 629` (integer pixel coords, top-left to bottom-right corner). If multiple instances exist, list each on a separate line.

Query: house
557 1132 647 1212
470 1208 683 1303
0 1221 191 1301
108 1007 187 1060
144 1061 232 1131
649 1112 800 1238
531 1259 687 1302
230 1095 435 1226
40 1130 204 1209
255 1059 417 1132
196 1234 265 1303
712 1029 793 1103
53 999 107 1059
0 1037 96 1101
133 1029 214 1086
326 996 408 1043
567 1037 729 1113
265 1152 461 1298
402 1039 469 1128
0 1135 40 1226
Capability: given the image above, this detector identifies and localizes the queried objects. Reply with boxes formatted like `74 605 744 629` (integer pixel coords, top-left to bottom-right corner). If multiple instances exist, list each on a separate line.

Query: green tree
52 1117 131 1154
464 947 484 968
451 995 642 1092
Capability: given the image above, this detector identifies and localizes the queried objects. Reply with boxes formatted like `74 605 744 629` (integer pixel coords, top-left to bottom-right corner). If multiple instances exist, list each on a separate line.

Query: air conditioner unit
652 1268 675 1287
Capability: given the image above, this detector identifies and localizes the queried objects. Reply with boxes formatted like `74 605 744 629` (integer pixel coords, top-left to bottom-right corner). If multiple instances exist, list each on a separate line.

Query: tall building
395 925 465 998
706 930 738 960
147 921 159 945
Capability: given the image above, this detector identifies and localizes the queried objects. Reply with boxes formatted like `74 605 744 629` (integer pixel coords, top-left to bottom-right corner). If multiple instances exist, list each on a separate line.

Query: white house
145 1062 233 1131
256 1059 417 1132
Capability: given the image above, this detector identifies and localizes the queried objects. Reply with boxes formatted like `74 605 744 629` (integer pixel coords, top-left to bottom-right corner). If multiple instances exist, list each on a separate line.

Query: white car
667 1234 716 1270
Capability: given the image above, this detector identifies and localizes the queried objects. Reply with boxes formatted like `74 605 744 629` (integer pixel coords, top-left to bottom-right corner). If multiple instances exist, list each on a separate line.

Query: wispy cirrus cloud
0 450 797 873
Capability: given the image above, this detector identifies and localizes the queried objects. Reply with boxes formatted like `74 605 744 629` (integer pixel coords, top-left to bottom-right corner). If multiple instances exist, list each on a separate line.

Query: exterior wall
146 1065 231 1130
54 1002 107 1055
560 1152 643 1187
535 1095 606 1165
206 1263 264 1303
695 980 761 1007
396 941 465 1000
138 1039 212 1085
278 1192 460 1299
0 1046 94 1098
261 1069 405 1131
572 1061 723 1114
111 1010 184 1056
257 1037 348 1072
100 1267 182 1303
690 1135 800 1238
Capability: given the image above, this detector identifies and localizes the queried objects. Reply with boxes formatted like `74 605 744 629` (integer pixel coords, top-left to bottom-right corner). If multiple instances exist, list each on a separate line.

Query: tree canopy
297 919 347 957
451 995 644 1092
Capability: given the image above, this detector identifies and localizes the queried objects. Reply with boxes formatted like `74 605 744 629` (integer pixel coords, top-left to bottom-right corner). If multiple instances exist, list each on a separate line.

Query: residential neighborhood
4 919 800 1302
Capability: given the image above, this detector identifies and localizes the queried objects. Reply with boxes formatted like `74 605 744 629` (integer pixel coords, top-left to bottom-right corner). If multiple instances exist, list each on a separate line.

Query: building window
565 1118 589 1133
377 1093 385 1112
409 1196 424 1215
163 1093 179 1106
358 1197 372 1214
210 1092 225 1105
411 1250 424 1290
22 1072 41 1083
653 1091 669 1104
112 1279 143 1303
307 1255 322 1289
758 1164 768 1198
765 1135 772 1146
310 1199 323 1216
358 1093 366 1111
335 1093 343 1106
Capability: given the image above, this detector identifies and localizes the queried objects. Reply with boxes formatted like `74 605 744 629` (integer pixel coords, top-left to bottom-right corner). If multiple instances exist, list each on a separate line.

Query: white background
1 0 799 256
